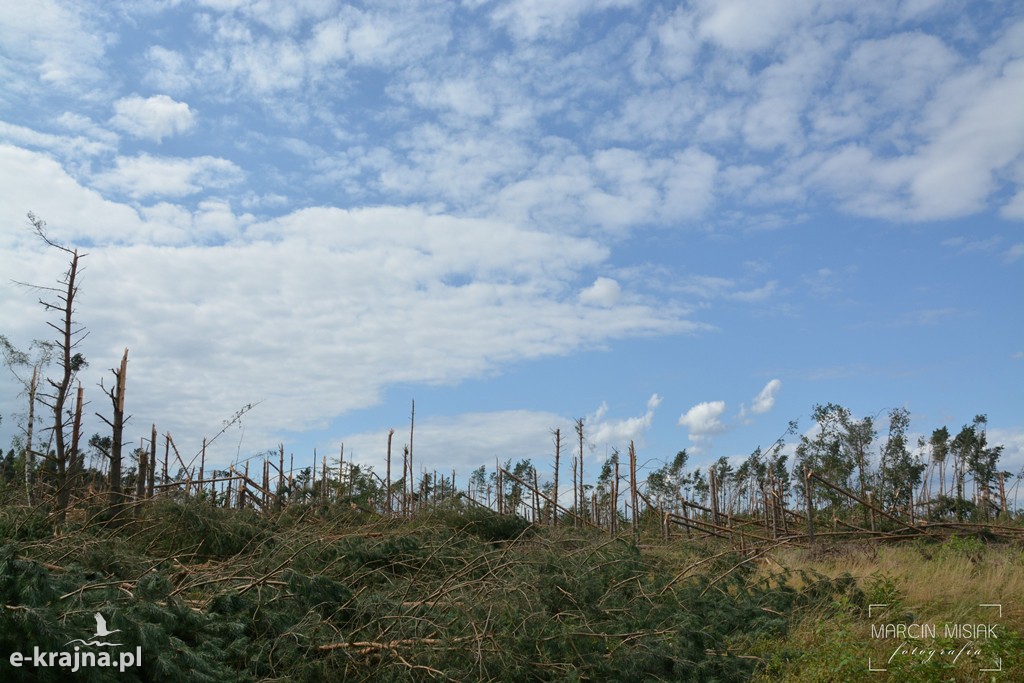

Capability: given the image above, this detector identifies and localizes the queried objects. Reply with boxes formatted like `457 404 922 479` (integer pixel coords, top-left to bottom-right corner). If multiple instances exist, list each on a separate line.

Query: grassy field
752 538 1024 682
1 494 1021 681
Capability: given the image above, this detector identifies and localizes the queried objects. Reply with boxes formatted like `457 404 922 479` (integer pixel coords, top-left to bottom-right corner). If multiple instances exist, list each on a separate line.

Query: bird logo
64 612 123 647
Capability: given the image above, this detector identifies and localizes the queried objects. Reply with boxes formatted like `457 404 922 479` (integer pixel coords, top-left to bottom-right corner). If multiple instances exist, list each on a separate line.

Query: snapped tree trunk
101 348 129 514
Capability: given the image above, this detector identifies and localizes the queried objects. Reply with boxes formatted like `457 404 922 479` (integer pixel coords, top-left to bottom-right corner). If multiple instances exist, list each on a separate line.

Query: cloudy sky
1 0 1021 491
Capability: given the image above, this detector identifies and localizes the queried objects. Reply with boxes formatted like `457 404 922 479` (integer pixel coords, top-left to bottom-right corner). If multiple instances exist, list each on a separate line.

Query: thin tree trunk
386 429 394 514
552 428 561 526
136 436 147 502
66 383 83 508
629 441 638 536
804 468 814 546
107 349 128 514
575 418 585 520
409 400 415 511
24 365 38 505
199 438 206 500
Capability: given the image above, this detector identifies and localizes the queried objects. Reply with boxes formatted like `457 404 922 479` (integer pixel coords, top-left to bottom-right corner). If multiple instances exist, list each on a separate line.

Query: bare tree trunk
629 441 638 536
136 436 147 503
804 468 815 546
65 383 84 509
24 365 38 505
611 453 619 535
575 418 585 519
552 428 561 526
386 429 394 514
571 458 577 526
496 459 503 515
163 434 170 495
278 443 285 509
709 468 719 527
403 445 409 516
100 349 129 515
147 424 156 498
409 400 415 511
199 438 206 500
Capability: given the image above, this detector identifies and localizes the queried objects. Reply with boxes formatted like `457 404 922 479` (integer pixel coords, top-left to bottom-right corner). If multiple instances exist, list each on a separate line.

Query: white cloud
0 191 698 464
0 145 143 245
678 400 728 438
0 121 114 159
1005 243 1024 264
695 0 817 53
144 46 192 93
340 409 569 479
751 379 781 414
579 277 621 306
92 154 244 199
587 393 663 453
0 1 111 94
989 428 1024 481
811 52 1024 221
110 95 196 142
490 0 639 41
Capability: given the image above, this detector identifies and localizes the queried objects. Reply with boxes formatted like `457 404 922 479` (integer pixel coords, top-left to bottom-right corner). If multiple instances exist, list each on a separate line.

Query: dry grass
767 539 1024 623
752 537 1024 682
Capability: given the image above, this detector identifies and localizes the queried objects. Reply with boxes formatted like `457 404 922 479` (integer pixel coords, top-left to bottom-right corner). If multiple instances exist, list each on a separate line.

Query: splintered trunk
107 349 129 513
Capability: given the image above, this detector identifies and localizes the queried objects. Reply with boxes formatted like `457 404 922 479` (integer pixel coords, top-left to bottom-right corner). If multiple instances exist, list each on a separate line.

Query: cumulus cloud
110 95 196 142
751 379 781 414
0 1 111 92
92 154 244 199
587 394 663 452
579 277 621 306
678 400 728 439
0 193 696 464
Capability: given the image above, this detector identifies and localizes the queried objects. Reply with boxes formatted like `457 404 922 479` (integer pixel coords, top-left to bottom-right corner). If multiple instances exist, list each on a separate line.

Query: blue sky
1 0 1022 494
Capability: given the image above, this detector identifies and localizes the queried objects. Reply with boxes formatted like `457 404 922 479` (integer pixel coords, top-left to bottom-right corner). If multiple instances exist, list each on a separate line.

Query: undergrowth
0 498 866 682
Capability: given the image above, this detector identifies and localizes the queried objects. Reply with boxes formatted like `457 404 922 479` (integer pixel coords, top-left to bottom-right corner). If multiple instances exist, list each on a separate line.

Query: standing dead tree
97 348 130 514
550 428 561 526
575 418 585 521
14 214 89 519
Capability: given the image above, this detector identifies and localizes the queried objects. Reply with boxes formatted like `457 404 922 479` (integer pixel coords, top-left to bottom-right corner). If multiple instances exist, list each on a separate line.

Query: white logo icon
65 612 122 647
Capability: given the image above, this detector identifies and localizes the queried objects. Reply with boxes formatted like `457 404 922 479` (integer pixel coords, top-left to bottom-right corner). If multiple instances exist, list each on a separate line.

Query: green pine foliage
0 498 864 682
